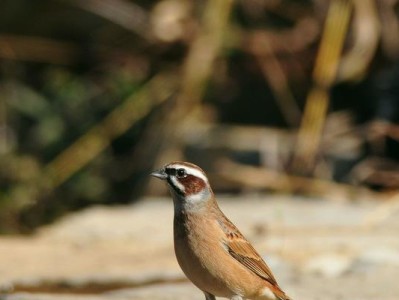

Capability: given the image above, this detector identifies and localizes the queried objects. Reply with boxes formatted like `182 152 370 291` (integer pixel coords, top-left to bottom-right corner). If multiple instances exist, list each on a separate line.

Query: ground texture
1 195 399 300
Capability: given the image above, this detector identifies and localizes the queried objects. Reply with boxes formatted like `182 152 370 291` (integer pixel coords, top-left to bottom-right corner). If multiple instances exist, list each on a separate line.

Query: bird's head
151 161 213 209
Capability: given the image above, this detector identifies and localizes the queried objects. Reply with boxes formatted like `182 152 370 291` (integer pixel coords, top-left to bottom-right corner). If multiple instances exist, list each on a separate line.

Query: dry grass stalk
154 0 234 163
337 0 380 82
248 32 302 127
361 192 399 230
218 159 377 201
292 0 352 175
0 35 79 64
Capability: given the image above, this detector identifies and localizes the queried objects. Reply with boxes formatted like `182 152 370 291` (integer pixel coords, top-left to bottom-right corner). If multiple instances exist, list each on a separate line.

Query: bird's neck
171 187 217 214
173 192 221 241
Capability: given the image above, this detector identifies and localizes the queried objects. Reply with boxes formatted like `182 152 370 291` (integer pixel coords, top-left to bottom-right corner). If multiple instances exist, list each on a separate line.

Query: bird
151 161 291 300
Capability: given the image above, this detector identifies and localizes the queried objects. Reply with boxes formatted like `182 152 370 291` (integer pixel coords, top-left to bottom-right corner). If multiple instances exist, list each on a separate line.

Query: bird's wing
218 216 291 300
218 216 277 284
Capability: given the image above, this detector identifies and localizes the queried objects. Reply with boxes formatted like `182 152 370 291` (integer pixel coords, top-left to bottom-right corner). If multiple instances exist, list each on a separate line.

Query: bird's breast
173 211 233 297
173 210 275 299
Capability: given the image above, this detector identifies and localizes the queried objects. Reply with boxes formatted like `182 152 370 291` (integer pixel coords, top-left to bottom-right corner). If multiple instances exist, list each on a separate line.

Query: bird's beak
150 168 168 180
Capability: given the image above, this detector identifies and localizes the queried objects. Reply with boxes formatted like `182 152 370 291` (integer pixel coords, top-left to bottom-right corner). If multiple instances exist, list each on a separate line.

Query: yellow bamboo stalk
292 0 352 175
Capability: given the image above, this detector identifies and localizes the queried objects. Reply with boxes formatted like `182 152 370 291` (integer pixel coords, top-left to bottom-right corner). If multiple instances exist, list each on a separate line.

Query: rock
105 282 202 300
4 293 105 300
1 196 399 300
303 253 354 278
352 247 399 273
262 254 296 283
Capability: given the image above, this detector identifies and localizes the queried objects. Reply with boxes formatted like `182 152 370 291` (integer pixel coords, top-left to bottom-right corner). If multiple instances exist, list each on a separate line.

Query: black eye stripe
166 177 185 196
165 168 176 176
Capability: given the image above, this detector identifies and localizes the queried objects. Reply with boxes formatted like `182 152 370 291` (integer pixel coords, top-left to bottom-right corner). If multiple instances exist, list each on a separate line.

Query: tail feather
277 293 292 300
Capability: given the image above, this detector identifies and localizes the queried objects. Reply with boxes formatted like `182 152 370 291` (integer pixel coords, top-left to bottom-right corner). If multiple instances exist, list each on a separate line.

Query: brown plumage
151 161 292 300
220 215 290 300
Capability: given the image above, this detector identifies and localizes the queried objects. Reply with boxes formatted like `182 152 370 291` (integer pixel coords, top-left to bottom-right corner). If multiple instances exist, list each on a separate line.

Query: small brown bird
151 161 291 300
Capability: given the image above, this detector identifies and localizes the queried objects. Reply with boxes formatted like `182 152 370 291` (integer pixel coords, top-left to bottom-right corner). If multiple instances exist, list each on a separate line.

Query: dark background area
0 0 399 233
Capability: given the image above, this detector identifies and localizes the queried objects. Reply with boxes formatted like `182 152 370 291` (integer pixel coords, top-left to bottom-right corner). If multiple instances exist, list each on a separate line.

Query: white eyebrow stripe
186 167 208 182
168 164 208 183
170 176 185 192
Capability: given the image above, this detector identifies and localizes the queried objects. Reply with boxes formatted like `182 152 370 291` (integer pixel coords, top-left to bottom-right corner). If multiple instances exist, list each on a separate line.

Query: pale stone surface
303 253 354 277
1 195 399 299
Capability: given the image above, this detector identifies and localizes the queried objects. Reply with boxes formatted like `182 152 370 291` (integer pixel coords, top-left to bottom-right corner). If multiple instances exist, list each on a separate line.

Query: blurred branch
312 0 352 90
247 31 302 127
150 0 233 169
350 156 399 189
264 0 314 22
0 34 151 67
379 0 399 60
0 35 80 64
362 192 399 230
218 159 376 201
241 18 319 128
337 0 380 82
292 0 352 175
0 87 8 154
244 18 319 56
43 73 177 188
367 120 399 156
154 0 233 156
67 0 151 40
174 0 233 117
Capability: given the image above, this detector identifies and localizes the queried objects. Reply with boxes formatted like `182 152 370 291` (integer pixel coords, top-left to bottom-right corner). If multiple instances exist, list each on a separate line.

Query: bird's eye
176 168 187 178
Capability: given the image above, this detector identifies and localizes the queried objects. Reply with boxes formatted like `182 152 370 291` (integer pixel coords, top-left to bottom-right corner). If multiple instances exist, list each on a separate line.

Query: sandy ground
1 195 399 300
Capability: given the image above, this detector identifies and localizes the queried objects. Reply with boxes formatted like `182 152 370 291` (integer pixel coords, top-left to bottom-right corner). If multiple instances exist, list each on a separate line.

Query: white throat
171 187 211 213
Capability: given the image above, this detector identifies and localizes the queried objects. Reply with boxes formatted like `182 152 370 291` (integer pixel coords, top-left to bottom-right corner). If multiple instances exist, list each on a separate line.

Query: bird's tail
278 294 292 300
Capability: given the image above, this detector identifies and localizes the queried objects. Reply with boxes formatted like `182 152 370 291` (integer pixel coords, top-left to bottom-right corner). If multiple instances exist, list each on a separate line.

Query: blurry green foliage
0 1 165 232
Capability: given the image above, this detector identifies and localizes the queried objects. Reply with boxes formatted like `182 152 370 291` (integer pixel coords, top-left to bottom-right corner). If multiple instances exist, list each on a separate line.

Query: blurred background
0 0 399 233
1 1 399 299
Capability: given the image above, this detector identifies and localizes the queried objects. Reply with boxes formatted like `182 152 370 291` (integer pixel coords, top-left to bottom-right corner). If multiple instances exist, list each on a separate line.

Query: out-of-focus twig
0 35 80 64
218 159 377 201
367 120 399 156
67 0 151 40
0 34 150 65
173 0 234 119
155 0 233 154
150 0 234 171
337 0 380 82
349 156 399 189
244 19 320 56
292 0 352 175
362 192 399 230
0 87 7 154
264 0 313 23
248 32 302 127
379 0 399 60
312 0 352 89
